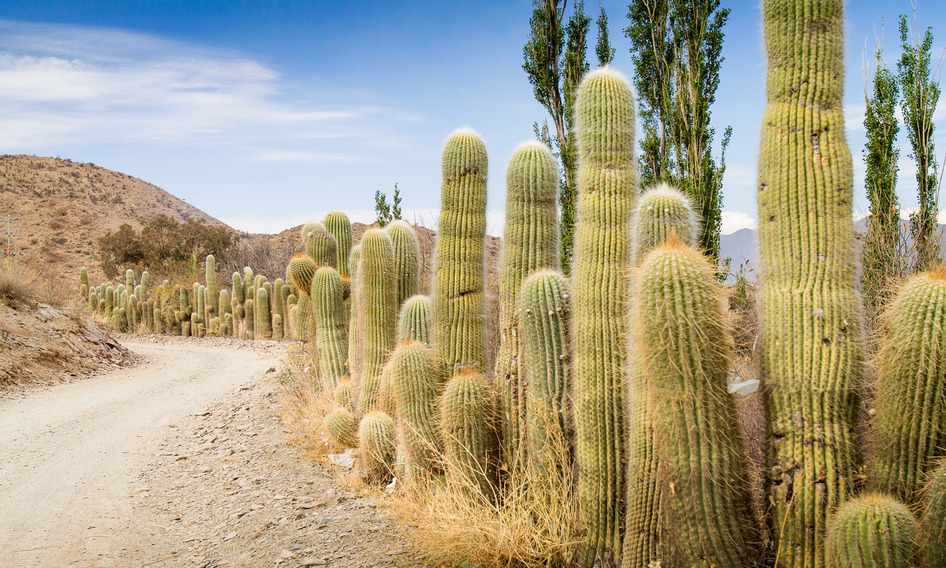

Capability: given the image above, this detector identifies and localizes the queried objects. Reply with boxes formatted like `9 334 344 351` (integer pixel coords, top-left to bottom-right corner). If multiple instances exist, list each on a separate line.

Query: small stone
298 558 327 567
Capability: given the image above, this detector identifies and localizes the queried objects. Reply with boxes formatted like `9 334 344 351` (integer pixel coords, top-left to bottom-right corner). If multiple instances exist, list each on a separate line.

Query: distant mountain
720 228 759 278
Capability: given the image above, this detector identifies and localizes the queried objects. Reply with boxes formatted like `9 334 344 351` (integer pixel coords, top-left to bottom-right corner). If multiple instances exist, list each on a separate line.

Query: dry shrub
0 261 68 307
277 342 344 460
388 419 583 568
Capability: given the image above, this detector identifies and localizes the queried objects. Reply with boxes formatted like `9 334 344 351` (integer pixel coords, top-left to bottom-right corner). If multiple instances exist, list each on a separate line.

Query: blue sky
0 1 943 236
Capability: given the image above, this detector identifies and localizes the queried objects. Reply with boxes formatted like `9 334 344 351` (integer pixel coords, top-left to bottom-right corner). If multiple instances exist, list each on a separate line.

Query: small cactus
389 341 443 476
288 254 317 296
825 494 918 568
630 183 699 266
440 370 498 502
325 408 359 448
397 294 432 345
306 227 339 270
358 410 397 483
311 267 349 391
334 378 355 412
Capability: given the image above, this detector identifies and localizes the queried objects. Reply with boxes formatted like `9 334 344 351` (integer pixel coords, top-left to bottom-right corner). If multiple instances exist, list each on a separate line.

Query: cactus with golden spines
334 378 355 412
825 494 918 568
757 2 862 566
570 67 637 564
496 139 560 466
325 408 359 448
389 341 443 478
519 270 570 486
440 370 498 502
356 229 397 416
622 186 697 568
324 210 353 277
348 244 364 380
311 266 349 391
920 463 946 568
432 127 488 374
634 242 758 568
358 410 397 482
868 270 946 504
306 227 339 270
397 294 432 345
385 220 420 311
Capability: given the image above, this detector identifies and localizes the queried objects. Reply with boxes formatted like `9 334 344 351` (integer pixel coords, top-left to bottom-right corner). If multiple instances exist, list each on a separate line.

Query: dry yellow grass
0 261 68 307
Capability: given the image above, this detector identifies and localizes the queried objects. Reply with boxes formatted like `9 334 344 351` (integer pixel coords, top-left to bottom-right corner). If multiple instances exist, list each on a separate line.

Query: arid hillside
0 155 229 286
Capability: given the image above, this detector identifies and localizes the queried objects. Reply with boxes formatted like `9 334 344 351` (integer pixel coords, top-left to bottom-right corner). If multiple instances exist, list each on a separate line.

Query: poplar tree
898 14 941 270
862 41 901 318
524 0 612 273
625 0 731 266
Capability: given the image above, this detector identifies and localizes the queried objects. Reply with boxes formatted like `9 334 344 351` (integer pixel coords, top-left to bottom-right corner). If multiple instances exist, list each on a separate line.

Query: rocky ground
1 335 425 568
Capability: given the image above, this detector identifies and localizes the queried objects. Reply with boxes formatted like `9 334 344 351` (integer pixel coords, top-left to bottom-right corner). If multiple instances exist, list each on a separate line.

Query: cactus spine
397 294 432 345
432 127 488 373
634 242 758 567
324 210 353 276
311 267 349 391
440 370 498 502
357 229 396 415
389 341 443 477
496 140 560 465
358 410 397 482
385 220 420 311
868 270 946 503
570 67 637 564
825 494 918 568
758 2 862 566
623 186 697 568
519 270 570 484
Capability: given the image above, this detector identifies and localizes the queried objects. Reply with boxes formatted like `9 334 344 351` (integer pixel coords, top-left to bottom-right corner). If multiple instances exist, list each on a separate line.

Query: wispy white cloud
721 211 757 234
0 20 411 149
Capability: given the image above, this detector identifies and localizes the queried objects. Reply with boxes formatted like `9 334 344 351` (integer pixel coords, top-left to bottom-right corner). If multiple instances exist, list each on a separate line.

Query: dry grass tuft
0 262 68 307
277 343 345 461
387 432 583 568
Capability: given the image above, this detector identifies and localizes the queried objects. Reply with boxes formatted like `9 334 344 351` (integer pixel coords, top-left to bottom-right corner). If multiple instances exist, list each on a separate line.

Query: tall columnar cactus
623 186 696 568
232 272 244 305
385 220 420 311
570 67 637 564
348 244 364 380
255 287 272 339
271 279 285 339
287 254 317 296
920 463 946 568
440 370 498 502
397 294 432 345
868 270 946 503
125 268 135 292
358 410 397 483
389 341 443 477
245 297 255 339
495 140 560 465
432 127 488 374
79 268 89 300
306 227 339 270
357 229 396 415
519 270 570 485
633 242 758 568
758 2 862 566
205 254 217 318
825 494 918 568
311 266 349 391
324 210 353 277
630 184 699 265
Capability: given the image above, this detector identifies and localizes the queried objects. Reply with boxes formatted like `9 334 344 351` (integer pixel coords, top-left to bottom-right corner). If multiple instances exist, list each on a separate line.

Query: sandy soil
0 337 423 568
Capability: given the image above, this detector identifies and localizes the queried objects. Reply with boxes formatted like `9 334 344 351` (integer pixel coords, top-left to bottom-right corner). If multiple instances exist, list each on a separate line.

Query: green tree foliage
625 0 731 266
862 41 902 318
898 14 941 271
524 0 612 273
97 215 234 279
374 183 402 227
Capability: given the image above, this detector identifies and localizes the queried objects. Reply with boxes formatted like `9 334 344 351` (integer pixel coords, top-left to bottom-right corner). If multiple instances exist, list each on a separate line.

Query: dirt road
0 338 420 568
